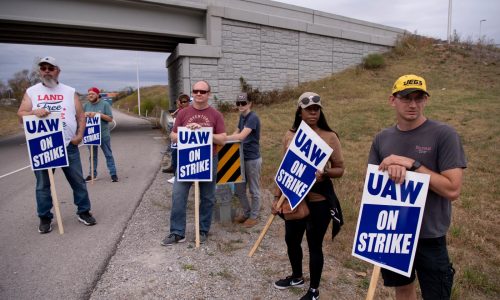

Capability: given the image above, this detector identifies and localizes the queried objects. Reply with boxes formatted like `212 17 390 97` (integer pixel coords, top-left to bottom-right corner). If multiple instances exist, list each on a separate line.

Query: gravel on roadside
89 163 370 300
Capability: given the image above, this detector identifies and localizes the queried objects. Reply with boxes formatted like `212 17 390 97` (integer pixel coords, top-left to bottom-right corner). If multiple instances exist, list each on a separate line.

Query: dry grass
0 106 22 137
224 36 500 299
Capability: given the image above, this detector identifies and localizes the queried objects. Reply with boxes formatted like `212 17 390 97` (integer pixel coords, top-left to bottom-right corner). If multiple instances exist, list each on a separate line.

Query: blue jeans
235 157 262 219
169 157 218 237
87 135 116 177
34 143 91 219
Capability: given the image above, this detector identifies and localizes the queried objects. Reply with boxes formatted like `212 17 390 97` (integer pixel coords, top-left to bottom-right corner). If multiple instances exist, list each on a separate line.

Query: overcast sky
1 0 498 94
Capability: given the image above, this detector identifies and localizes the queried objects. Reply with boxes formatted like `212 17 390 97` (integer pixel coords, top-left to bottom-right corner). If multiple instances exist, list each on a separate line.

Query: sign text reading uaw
82 114 101 145
352 164 430 277
177 127 213 181
23 113 68 170
275 121 333 209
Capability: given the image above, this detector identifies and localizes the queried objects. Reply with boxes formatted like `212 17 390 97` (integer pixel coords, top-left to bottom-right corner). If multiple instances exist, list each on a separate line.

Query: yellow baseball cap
392 74 430 97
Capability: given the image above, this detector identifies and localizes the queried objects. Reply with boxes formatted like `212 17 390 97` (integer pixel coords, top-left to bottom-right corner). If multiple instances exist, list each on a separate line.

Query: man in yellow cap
368 74 467 300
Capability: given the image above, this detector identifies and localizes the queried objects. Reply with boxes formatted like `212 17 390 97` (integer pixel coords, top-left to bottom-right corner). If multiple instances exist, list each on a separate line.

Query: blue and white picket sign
177 127 213 182
275 121 333 210
23 113 68 171
352 164 430 277
82 114 101 145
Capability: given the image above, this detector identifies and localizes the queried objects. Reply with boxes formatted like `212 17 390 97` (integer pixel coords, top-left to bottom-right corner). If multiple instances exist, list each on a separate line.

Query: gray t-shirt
368 119 467 238
83 100 113 139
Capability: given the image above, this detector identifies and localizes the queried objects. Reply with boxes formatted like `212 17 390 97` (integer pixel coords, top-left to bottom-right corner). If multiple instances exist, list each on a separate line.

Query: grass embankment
113 85 169 117
223 36 499 299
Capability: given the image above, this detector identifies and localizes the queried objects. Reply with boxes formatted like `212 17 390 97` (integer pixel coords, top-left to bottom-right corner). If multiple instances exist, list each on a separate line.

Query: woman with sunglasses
163 93 191 179
272 92 345 300
227 93 262 228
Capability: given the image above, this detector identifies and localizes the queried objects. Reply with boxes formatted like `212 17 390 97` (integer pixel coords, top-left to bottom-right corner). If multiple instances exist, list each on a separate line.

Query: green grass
113 85 169 117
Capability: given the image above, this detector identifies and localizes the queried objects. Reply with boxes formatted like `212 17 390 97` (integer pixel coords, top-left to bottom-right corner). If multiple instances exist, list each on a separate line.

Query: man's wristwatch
409 160 421 171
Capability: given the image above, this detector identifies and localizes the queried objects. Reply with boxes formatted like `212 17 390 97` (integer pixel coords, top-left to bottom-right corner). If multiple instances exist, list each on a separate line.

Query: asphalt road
0 110 166 300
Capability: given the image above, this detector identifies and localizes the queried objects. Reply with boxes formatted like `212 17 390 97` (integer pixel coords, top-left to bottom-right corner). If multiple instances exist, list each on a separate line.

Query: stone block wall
172 18 391 104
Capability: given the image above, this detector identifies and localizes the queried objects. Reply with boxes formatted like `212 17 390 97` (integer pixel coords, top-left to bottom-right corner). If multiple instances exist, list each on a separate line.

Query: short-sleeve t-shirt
173 105 225 153
238 111 260 160
83 100 113 139
368 119 467 238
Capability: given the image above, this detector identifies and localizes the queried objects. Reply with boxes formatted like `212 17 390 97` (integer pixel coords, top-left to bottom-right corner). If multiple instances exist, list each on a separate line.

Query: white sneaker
167 177 175 184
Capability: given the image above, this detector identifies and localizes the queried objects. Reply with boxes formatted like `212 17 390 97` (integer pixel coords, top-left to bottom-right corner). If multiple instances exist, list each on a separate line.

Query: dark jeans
88 135 117 177
34 143 91 219
382 236 455 300
285 200 331 289
171 146 177 174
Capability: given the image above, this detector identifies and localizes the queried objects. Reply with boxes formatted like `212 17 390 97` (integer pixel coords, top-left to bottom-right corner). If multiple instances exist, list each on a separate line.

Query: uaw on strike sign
275 121 332 209
82 114 101 145
177 127 213 181
352 164 430 277
23 113 68 170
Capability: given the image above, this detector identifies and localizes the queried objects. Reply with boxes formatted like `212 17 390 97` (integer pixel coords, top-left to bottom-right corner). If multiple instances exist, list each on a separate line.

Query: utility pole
136 55 141 116
447 0 452 44
479 19 486 42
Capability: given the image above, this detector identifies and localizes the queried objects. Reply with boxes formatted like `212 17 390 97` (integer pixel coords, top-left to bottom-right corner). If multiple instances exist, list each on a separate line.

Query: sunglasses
300 95 321 106
236 101 248 106
39 66 56 72
180 100 189 104
192 90 209 95
396 93 426 104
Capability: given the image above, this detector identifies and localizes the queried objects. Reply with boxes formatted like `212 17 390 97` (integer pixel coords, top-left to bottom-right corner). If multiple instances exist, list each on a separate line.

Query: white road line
0 165 30 179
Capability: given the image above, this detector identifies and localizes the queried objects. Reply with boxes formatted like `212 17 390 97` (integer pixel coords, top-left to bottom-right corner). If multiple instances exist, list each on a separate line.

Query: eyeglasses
39 66 56 72
236 101 248 106
300 95 321 106
192 90 209 95
396 94 426 103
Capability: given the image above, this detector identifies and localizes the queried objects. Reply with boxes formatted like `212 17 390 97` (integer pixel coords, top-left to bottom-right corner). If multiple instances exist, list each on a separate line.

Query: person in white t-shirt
17 56 97 234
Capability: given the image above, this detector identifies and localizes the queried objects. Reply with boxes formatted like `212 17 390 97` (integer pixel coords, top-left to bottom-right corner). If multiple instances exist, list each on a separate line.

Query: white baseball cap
38 56 58 67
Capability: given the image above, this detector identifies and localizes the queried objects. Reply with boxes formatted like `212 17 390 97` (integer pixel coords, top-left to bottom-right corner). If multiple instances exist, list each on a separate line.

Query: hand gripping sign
23 113 68 171
275 121 333 209
176 127 213 248
23 113 67 234
82 114 101 145
249 121 332 256
177 127 213 182
82 114 101 183
352 164 430 299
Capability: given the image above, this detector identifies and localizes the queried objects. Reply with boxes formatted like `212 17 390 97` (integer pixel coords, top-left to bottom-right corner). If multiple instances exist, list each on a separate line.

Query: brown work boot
233 214 248 223
242 218 258 228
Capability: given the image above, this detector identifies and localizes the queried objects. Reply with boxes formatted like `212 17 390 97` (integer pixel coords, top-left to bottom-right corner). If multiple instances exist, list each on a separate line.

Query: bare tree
7 69 39 104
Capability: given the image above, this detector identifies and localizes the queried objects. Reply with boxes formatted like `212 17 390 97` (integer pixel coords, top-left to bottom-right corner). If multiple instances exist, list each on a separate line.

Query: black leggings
285 200 331 289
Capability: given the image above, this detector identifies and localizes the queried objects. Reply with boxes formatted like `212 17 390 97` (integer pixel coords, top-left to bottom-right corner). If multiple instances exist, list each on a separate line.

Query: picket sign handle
90 146 94 184
195 181 200 248
366 265 381 300
248 194 285 257
48 168 64 234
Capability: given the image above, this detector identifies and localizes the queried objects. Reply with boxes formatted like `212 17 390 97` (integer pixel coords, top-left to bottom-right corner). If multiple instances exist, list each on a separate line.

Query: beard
41 75 58 88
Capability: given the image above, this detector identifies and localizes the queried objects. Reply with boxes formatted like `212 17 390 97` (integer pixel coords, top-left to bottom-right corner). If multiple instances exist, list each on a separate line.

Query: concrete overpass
0 0 405 103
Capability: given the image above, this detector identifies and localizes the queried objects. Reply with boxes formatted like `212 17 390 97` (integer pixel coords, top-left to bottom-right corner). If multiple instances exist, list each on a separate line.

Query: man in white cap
17 56 97 234
368 74 466 299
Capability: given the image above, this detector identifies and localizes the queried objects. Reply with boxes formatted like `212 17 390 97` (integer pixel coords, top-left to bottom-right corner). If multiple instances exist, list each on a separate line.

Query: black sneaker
199 232 208 244
273 276 304 289
300 288 319 300
38 217 52 234
161 233 186 246
162 166 174 173
85 175 96 182
111 175 119 182
78 211 97 226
